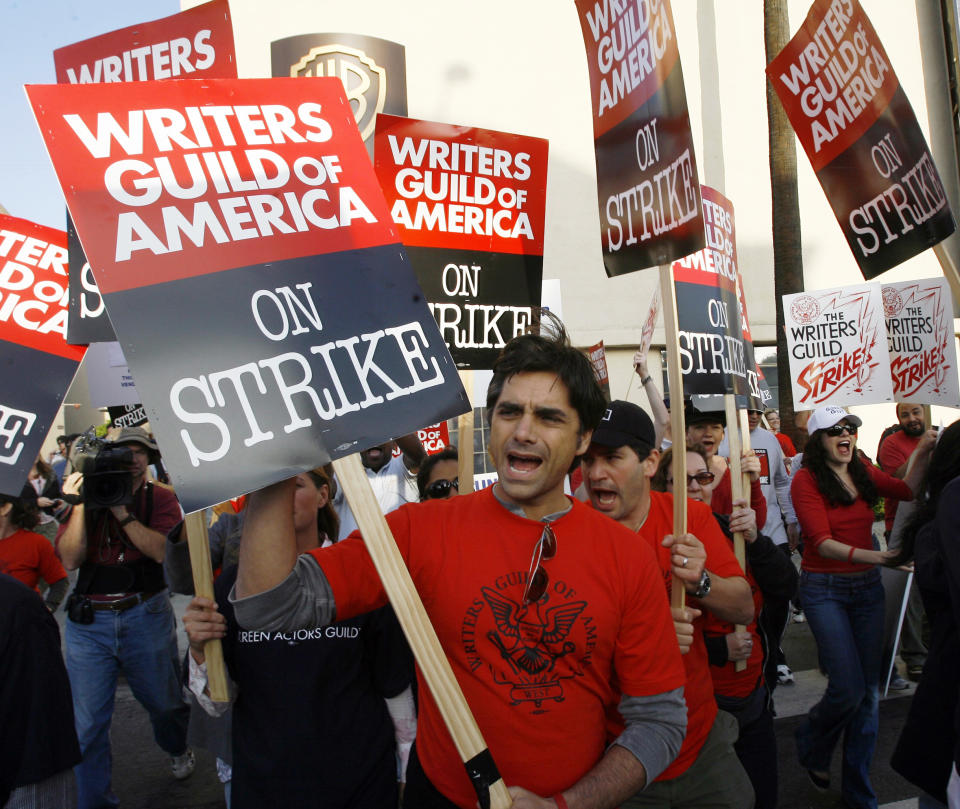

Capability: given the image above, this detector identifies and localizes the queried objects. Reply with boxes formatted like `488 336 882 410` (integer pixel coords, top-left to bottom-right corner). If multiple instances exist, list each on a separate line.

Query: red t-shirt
877 429 920 532
0 528 67 591
315 488 684 808
793 465 912 574
616 491 746 781
75 481 182 566
710 467 768 528
775 432 797 458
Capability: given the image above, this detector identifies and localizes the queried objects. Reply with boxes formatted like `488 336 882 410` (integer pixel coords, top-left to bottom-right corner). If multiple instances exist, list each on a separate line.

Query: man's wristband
640 375 652 385
553 794 570 809
118 514 137 527
847 546 856 563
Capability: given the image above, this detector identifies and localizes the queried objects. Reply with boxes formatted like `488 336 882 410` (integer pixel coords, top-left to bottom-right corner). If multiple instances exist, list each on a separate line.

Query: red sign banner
767 0 954 278
54 0 237 345
586 341 611 401
0 215 85 495
375 115 548 369
27 78 467 512
671 187 747 397
576 0 704 276
53 0 236 85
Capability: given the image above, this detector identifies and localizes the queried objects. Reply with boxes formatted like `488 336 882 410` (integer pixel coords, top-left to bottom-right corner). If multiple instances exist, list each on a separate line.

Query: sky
0 0 176 229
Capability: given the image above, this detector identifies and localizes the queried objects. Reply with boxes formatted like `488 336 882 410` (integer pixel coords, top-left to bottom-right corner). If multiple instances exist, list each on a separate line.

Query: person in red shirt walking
0 490 68 611
791 406 933 809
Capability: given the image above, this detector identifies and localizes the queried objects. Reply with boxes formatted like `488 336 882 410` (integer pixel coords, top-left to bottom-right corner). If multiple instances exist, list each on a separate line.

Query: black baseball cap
685 401 727 427
591 400 656 450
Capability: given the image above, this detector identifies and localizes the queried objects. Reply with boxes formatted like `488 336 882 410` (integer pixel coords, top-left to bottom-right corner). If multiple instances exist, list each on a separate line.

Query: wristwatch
691 570 712 599
118 514 137 527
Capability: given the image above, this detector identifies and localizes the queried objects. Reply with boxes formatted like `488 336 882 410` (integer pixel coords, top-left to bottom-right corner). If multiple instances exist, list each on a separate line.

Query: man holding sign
581 401 754 809
231 330 687 808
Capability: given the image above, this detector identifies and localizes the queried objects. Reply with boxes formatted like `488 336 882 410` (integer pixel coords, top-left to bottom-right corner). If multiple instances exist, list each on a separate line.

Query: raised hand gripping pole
183 510 230 702
333 453 509 809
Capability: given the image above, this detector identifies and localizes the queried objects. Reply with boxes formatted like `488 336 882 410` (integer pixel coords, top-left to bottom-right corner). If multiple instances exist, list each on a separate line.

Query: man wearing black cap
57 427 193 809
582 400 755 809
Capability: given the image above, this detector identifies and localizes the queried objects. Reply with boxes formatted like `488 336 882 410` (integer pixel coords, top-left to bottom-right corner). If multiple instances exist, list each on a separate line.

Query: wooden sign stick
183 510 230 702
723 396 748 672
659 263 688 611
458 370 475 493
333 453 510 809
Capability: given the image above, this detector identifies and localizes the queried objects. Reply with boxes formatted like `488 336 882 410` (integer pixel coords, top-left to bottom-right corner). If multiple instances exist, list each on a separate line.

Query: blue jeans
65 591 189 809
795 569 884 809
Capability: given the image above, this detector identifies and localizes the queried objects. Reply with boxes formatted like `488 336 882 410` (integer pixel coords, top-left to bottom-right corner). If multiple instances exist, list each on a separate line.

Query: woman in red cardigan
791 405 932 809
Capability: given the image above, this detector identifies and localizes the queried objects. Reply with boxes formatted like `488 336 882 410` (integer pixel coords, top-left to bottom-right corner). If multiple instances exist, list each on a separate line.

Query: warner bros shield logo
272 33 408 143
291 46 385 140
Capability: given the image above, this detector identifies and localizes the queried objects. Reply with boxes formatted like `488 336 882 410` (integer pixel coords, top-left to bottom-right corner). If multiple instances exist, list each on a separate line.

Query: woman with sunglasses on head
416 446 460 502
791 406 933 809
654 445 798 809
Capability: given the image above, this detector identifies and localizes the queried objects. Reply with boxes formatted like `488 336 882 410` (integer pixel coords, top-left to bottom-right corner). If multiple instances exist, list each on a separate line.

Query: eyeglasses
522 524 557 605
423 477 458 500
668 472 716 487
825 423 858 437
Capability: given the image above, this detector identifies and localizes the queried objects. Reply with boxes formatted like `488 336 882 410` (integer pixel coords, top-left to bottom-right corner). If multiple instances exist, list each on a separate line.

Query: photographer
56 427 193 809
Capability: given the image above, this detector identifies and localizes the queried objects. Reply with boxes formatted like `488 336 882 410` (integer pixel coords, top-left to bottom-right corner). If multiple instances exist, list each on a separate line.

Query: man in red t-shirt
582 400 756 809
877 403 937 535
231 331 688 809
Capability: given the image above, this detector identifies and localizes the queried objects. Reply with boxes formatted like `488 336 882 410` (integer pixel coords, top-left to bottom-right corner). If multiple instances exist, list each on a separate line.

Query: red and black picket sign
0 215 86 495
671 187 748 397
54 0 238 345
576 0 705 276
767 0 955 279
374 114 548 369
27 77 467 513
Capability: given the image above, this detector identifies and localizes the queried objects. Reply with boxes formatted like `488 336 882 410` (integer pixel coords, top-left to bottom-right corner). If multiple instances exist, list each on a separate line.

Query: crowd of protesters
2 328 959 809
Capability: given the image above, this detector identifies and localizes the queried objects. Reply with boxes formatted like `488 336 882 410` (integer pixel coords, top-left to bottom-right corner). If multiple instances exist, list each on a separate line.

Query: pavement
53 586 929 809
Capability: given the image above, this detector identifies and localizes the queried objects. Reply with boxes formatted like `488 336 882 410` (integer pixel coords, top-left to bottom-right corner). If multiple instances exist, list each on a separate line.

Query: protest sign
54 0 238 344
586 340 611 400
391 421 450 456
577 0 704 276
881 277 960 406
767 0 955 279
671 187 748 397
53 0 235 84
27 76 468 513
83 341 138 407
784 283 894 409
374 115 548 368
273 33 406 151
108 403 149 430
0 215 86 495
639 282 661 357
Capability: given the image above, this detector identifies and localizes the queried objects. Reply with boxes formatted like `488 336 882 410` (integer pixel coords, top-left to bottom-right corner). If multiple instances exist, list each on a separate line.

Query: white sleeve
187 653 233 717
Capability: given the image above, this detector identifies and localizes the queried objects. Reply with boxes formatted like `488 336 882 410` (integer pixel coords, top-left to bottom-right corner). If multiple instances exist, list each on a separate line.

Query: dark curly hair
0 490 40 531
801 429 877 507
895 419 960 565
486 310 606 436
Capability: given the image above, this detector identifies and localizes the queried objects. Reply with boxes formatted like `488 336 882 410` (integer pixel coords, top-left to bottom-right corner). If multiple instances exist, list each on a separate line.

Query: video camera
67 430 135 509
